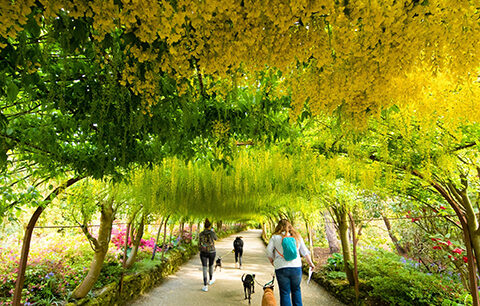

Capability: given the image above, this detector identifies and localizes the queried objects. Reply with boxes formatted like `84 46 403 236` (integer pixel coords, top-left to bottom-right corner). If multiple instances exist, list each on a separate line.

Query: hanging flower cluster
2 1 480 123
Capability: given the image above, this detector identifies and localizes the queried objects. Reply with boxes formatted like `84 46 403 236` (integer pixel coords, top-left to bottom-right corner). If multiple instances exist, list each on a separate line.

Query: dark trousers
200 252 216 285
234 248 243 265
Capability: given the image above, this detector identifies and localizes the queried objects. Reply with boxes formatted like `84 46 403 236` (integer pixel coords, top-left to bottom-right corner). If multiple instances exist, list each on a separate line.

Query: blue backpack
276 235 298 261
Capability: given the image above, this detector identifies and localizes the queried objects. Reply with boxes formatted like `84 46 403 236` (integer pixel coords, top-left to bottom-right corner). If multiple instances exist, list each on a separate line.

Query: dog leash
217 249 234 259
254 276 275 288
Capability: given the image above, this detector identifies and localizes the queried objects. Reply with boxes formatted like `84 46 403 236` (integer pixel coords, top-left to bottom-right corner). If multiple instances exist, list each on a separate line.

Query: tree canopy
2 1 480 126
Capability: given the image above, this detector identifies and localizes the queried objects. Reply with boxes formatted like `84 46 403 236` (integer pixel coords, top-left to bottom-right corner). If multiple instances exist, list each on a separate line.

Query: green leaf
7 81 19 102
26 17 41 37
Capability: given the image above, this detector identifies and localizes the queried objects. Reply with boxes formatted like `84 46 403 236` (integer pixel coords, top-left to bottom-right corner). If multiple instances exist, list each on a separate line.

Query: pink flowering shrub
110 227 161 252
181 230 193 244
111 227 132 249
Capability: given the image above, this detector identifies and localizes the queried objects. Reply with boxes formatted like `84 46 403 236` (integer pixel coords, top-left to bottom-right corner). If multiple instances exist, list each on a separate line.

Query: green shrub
94 261 123 289
326 253 344 272
326 271 347 279
358 249 468 305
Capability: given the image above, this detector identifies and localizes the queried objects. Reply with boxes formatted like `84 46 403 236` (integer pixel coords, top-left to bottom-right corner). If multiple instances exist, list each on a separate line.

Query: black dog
241 273 255 304
214 257 222 272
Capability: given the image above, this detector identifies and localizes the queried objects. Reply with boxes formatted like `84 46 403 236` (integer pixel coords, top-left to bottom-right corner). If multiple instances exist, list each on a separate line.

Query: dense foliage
324 251 469 305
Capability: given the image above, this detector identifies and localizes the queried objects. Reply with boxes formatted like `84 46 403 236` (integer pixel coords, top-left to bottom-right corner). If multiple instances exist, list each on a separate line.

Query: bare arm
304 254 315 269
299 237 315 269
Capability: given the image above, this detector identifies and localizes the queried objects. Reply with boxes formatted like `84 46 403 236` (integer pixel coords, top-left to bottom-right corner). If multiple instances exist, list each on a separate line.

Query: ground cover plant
321 250 469 306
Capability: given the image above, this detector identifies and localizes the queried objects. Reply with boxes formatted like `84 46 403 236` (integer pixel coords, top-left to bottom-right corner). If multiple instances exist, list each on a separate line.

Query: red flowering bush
452 248 463 254
430 237 467 265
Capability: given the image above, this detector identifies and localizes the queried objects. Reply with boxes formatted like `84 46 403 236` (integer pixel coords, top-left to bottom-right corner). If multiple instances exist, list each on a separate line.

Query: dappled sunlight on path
132 229 344 305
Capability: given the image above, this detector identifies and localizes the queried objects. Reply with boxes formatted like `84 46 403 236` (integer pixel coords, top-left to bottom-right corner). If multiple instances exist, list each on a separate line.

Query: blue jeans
275 267 303 306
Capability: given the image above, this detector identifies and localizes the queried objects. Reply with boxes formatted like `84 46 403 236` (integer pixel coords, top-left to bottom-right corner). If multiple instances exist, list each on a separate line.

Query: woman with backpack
199 218 217 292
266 219 315 306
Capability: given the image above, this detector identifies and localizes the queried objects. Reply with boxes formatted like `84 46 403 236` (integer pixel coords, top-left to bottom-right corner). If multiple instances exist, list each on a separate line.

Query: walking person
198 218 217 292
233 236 244 269
266 219 316 306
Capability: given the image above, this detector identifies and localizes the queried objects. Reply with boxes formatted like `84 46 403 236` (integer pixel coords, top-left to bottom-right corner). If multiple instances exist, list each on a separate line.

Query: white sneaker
202 285 208 292
209 278 216 285
235 263 239 269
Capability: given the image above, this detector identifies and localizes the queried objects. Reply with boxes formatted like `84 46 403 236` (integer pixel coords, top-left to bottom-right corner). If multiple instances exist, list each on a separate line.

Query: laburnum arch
1 0 480 123
3 1 480 304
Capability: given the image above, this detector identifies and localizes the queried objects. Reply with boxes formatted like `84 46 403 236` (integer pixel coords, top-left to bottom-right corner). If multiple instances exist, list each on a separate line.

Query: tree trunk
336 209 355 286
122 222 132 267
161 215 170 261
470 228 480 279
152 217 165 260
463 203 480 296
118 221 131 294
349 213 360 304
324 212 340 254
72 201 114 299
125 216 145 268
460 218 479 304
169 223 174 246
461 192 480 284
179 221 184 243
305 220 314 257
13 177 83 306
381 213 409 256
189 221 193 242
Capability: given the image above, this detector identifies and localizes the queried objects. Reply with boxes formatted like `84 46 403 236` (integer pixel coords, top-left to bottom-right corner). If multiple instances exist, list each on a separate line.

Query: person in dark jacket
199 219 217 291
233 236 244 269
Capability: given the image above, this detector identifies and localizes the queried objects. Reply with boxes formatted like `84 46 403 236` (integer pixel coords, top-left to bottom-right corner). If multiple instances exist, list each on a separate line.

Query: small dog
262 276 277 306
241 274 255 304
214 257 222 272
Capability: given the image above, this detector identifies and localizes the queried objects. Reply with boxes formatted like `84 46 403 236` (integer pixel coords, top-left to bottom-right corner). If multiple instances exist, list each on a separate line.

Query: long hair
272 219 300 242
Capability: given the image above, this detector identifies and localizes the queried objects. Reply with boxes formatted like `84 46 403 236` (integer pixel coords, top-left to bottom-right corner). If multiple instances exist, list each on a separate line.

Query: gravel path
132 229 344 306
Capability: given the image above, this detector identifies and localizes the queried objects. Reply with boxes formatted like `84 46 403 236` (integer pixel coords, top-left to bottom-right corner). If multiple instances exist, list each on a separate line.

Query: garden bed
302 264 383 306
66 229 240 306
303 250 470 306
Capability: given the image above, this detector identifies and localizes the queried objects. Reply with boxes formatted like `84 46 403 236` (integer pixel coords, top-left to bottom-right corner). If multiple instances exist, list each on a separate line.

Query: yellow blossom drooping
2 0 480 124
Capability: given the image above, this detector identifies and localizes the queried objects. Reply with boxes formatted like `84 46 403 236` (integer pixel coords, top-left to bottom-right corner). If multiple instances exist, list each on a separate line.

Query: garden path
132 229 344 306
